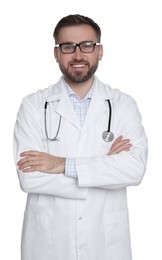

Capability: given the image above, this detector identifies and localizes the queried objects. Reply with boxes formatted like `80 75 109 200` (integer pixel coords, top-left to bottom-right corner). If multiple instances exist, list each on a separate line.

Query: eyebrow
58 41 95 45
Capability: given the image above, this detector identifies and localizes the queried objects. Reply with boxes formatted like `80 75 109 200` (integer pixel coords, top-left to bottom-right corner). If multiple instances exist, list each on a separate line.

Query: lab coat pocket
104 209 132 260
21 211 53 260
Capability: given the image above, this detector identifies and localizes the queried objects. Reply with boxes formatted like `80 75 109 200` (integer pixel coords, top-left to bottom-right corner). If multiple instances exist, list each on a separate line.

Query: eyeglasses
55 41 101 54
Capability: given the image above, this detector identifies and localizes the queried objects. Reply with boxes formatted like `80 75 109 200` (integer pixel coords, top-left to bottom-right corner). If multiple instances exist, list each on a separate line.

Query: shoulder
21 78 64 109
96 77 136 108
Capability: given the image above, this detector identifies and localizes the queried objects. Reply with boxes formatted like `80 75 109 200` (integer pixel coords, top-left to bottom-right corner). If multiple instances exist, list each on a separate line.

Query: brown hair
53 14 101 44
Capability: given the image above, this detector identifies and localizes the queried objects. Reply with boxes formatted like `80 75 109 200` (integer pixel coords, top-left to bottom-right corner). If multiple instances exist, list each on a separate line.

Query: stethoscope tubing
107 99 112 133
44 99 114 142
44 101 62 141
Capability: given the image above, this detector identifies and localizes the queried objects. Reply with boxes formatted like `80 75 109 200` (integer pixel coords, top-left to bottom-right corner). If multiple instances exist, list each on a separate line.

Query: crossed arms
17 136 132 174
14 95 147 196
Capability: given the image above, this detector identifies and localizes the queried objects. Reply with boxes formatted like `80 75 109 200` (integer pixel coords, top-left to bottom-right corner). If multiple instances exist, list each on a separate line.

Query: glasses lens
61 43 75 53
59 42 98 54
80 42 95 53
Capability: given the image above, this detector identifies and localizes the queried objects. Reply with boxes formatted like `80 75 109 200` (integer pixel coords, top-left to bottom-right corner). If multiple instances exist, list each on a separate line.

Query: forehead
57 24 98 43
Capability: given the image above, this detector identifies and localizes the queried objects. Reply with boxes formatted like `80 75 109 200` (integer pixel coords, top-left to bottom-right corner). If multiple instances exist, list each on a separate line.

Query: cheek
58 55 70 67
91 55 100 66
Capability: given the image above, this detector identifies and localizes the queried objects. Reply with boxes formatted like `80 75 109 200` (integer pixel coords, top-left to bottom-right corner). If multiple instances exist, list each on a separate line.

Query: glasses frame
55 41 101 54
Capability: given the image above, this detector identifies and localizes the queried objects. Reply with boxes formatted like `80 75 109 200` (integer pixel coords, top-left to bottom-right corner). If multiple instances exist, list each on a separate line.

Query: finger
109 139 131 154
17 156 34 166
18 151 45 166
116 143 132 153
110 143 132 155
21 165 40 173
17 154 40 166
111 137 131 149
112 135 123 145
18 159 39 170
115 139 131 151
20 151 42 157
17 154 43 169
108 138 132 154
18 160 37 171
112 138 131 148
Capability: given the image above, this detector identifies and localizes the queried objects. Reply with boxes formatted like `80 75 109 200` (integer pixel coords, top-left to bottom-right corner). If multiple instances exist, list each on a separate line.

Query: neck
64 77 94 99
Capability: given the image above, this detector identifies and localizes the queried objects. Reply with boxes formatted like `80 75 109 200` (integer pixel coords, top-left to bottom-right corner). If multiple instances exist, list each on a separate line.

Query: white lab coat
14 76 148 260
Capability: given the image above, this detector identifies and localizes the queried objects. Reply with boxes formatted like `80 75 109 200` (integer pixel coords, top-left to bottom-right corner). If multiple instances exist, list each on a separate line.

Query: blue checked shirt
63 78 95 178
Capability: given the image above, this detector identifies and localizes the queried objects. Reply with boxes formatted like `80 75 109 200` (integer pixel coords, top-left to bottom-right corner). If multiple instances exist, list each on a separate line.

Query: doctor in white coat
14 14 148 260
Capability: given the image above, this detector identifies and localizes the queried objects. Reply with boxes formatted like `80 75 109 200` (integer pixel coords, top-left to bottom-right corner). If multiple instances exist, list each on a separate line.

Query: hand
17 151 65 174
108 136 132 155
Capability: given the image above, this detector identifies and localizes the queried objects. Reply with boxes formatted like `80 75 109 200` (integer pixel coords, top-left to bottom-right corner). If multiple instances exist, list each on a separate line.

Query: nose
72 45 84 59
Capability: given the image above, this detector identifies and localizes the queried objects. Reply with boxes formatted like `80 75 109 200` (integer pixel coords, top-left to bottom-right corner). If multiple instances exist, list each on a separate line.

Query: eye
82 42 94 49
64 45 73 50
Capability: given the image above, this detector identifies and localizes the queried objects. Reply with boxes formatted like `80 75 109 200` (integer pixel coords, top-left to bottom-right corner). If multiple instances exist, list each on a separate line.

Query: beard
58 60 99 83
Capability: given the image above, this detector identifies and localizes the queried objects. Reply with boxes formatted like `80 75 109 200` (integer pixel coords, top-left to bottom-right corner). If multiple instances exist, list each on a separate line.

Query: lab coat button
78 217 82 220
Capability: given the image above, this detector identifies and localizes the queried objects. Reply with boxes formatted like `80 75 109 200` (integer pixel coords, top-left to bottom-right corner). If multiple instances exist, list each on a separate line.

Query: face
54 24 103 84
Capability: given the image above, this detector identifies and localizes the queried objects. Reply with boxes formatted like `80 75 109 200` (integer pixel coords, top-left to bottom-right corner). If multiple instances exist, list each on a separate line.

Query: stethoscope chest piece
102 131 114 142
102 99 114 142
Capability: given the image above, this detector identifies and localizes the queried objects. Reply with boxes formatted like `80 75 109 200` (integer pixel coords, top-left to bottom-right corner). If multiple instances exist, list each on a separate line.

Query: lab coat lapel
81 81 111 134
47 79 81 129
55 94 81 129
47 77 113 131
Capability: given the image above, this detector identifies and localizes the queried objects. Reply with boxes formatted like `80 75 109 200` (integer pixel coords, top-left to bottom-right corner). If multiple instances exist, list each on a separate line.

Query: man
14 14 148 260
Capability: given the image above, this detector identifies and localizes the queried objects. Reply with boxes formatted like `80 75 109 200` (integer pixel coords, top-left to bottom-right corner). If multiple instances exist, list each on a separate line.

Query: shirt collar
62 76 96 101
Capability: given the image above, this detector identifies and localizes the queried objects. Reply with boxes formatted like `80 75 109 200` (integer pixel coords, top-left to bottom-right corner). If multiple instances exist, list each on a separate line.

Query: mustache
69 59 89 65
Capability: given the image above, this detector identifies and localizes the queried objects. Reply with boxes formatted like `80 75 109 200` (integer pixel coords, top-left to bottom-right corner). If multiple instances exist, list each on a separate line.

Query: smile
72 64 86 68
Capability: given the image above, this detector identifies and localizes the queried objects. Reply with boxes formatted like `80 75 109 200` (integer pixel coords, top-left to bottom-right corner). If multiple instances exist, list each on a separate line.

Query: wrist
59 158 66 173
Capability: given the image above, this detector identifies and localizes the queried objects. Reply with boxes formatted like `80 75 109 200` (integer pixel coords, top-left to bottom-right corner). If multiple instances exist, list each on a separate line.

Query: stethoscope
44 99 114 142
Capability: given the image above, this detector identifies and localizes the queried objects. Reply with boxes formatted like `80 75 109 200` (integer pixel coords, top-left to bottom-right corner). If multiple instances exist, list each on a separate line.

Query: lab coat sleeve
13 95 88 199
76 97 148 189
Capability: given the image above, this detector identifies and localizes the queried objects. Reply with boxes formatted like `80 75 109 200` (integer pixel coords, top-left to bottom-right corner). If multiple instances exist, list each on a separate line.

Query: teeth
72 64 85 67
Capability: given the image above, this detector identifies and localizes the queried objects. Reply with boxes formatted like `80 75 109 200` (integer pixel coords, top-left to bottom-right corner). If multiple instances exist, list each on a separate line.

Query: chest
42 101 122 157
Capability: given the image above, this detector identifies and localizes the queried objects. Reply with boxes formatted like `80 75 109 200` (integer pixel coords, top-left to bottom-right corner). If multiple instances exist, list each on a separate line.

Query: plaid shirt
63 78 95 178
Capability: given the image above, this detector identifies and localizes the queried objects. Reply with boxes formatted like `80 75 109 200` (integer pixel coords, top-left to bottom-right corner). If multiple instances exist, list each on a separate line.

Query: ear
99 44 103 61
54 47 58 63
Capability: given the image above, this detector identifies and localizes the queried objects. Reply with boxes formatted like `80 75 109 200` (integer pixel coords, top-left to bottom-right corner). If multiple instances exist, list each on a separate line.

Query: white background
0 0 162 259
